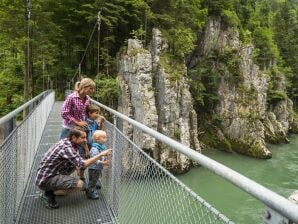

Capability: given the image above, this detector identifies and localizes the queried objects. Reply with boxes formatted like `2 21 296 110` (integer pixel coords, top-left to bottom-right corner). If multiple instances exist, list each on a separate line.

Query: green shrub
159 53 185 82
166 27 196 58
222 10 240 27
94 76 120 108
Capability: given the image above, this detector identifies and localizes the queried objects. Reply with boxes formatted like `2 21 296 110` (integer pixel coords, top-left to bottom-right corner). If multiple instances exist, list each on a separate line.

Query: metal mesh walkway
17 102 113 224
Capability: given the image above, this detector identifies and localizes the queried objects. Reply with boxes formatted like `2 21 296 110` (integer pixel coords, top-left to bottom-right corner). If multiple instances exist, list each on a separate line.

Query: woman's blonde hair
74 81 80 91
76 78 96 91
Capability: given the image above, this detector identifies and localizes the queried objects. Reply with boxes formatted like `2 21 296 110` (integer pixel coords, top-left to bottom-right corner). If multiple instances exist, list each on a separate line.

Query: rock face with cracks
118 28 201 174
118 18 297 167
188 18 297 158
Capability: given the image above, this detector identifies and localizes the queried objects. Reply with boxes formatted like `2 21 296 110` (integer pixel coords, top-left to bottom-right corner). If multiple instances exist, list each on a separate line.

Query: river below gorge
178 134 298 223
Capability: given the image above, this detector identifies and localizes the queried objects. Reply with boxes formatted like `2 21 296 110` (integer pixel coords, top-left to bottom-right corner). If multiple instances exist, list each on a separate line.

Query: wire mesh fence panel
101 121 233 224
0 132 17 224
0 92 54 224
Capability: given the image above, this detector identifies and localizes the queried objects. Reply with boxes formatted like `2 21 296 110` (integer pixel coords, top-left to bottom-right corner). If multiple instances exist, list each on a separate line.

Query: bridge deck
17 102 113 224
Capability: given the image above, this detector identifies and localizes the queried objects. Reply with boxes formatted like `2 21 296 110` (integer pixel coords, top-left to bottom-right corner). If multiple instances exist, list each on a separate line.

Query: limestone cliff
188 18 296 158
264 71 294 143
118 40 158 151
117 29 201 174
117 18 296 165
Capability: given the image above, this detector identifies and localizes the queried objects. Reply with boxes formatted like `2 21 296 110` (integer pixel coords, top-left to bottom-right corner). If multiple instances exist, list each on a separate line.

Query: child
78 104 104 188
86 130 111 199
86 104 105 149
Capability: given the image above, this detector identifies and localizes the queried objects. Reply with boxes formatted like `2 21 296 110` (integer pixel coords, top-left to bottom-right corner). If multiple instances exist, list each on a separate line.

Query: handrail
91 98 298 223
0 90 53 126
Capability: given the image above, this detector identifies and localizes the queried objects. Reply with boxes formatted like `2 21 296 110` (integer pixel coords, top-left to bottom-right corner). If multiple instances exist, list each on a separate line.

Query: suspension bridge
0 90 298 224
1 4 298 223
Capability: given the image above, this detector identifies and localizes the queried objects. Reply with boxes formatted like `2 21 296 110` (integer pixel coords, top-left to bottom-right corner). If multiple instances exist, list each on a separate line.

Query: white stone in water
289 190 298 204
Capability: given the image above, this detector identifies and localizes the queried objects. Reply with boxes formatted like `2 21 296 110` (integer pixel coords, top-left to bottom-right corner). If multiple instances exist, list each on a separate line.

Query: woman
60 78 96 139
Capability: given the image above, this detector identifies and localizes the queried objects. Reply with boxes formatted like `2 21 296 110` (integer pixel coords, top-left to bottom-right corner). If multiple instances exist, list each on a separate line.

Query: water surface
178 135 298 223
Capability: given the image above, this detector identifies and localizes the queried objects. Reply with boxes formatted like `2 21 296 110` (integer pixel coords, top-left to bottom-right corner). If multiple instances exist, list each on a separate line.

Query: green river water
178 134 298 224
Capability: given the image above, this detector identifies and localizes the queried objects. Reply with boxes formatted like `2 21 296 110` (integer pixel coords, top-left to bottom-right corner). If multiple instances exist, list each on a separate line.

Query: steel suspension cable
71 20 98 82
97 11 101 76
24 0 32 104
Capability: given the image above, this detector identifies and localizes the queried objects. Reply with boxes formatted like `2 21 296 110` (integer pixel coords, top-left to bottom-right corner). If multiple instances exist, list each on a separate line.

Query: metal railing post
3 117 16 139
29 102 34 114
111 115 119 216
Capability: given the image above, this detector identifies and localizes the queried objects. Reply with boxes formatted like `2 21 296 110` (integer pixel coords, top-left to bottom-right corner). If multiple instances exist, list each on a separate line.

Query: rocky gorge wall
188 18 298 158
117 18 298 174
117 29 201 174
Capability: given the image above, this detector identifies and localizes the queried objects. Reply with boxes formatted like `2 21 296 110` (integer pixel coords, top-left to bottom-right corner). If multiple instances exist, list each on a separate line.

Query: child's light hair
76 78 96 91
92 130 106 140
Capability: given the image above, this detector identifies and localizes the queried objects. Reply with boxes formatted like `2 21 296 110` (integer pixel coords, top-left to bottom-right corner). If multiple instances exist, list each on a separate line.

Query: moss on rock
159 53 185 82
231 138 272 159
201 129 232 153
162 158 190 175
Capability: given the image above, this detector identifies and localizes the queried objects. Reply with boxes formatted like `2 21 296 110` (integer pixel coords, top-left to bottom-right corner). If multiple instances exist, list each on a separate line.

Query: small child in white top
86 130 111 199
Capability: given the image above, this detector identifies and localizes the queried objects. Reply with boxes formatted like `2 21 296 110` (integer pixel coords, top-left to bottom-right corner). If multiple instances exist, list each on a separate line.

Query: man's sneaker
95 180 102 190
86 190 99 200
41 191 59 209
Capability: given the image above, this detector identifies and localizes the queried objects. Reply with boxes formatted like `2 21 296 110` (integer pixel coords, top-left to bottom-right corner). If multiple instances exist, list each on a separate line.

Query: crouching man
35 129 111 209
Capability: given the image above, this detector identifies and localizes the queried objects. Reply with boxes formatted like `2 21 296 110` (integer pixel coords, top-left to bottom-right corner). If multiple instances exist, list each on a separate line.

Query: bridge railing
102 121 232 224
91 99 298 224
0 91 54 224
92 99 233 224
